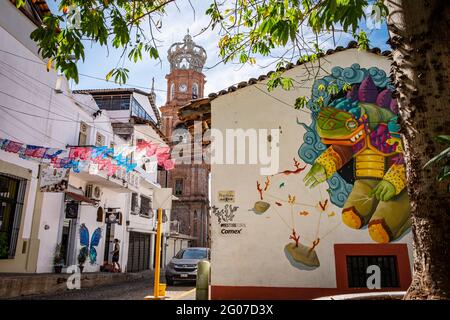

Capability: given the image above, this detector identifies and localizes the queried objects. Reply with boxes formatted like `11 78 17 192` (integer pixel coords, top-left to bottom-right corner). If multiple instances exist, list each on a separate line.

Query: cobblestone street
14 272 195 300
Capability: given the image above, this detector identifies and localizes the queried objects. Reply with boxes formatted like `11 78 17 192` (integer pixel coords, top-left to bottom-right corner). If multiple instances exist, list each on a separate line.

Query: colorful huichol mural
251 64 411 270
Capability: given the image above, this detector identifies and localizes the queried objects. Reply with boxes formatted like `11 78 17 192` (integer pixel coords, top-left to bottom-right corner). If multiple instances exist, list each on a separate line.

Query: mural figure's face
316 107 365 146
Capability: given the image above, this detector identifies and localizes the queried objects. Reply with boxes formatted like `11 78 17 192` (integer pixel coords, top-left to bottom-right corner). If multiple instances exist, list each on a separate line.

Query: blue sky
46 1 390 107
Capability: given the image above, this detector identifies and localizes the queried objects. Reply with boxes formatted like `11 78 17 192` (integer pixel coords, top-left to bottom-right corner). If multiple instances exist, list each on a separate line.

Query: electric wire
0 66 168 145
0 48 168 92
0 106 67 146
0 60 168 144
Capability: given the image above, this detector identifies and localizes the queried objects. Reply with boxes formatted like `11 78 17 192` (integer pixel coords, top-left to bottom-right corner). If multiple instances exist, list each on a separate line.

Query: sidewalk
0 269 163 299
167 287 196 300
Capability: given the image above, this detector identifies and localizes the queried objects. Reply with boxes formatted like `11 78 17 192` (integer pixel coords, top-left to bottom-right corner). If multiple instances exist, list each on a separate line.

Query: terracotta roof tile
178 41 392 125
237 81 248 88
200 41 391 102
11 0 51 26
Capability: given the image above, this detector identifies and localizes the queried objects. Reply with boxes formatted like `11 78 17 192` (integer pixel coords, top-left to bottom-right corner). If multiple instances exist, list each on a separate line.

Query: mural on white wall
251 158 334 269
79 223 102 265
250 64 411 270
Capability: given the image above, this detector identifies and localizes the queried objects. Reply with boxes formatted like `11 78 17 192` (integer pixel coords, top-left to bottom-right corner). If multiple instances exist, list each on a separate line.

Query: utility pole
144 188 172 300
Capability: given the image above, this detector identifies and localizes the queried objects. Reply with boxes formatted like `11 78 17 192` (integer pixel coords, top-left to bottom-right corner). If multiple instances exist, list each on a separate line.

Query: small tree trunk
386 0 450 299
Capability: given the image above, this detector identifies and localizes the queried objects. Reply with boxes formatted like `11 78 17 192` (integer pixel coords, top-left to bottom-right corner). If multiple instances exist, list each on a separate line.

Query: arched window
192 83 199 99
175 178 183 196
172 122 188 145
170 83 175 100
96 207 104 222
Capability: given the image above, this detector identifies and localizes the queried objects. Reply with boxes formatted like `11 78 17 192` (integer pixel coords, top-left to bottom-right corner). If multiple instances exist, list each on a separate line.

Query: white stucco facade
0 0 170 274
209 49 413 299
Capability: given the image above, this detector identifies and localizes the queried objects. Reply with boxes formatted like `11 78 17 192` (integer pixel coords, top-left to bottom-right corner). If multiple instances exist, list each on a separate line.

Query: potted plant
77 247 88 273
53 243 64 273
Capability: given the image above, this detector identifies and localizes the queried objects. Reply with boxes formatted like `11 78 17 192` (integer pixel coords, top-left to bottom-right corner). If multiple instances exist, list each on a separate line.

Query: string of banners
0 138 175 176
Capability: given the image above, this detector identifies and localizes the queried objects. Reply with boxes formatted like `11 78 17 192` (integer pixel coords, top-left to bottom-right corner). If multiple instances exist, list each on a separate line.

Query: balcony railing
114 167 140 189
131 98 156 124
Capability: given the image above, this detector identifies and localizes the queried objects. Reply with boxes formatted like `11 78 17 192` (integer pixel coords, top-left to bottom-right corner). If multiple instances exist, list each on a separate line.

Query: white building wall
0 0 170 274
102 110 130 124
48 174 131 273
210 49 413 290
35 193 65 273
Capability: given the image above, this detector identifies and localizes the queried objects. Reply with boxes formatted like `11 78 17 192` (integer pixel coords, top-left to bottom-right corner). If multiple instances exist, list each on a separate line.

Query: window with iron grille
130 98 155 124
139 195 152 218
94 94 131 110
0 174 26 259
346 255 400 288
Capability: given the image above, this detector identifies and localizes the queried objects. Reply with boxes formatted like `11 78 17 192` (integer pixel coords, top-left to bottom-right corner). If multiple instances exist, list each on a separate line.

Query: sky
47 1 391 108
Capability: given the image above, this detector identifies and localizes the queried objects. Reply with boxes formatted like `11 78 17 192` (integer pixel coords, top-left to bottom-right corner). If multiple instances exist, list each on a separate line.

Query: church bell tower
159 32 209 247
160 32 207 138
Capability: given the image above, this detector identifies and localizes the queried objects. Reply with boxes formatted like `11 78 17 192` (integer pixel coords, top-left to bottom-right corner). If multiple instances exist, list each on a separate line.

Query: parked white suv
165 247 210 285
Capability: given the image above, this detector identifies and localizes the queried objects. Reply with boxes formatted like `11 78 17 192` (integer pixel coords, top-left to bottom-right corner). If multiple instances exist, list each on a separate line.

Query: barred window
346 255 400 288
0 174 26 259
94 95 131 110
139 195 152 218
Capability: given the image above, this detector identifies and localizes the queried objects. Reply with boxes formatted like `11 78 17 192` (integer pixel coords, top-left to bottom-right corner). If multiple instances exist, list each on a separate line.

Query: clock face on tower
179 83 187 92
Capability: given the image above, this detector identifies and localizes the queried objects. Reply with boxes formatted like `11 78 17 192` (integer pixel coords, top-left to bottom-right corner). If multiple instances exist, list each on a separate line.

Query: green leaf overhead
28 0 175 83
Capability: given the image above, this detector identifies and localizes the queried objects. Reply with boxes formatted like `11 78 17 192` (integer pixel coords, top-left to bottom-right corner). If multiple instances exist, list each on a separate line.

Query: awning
65 191 97 205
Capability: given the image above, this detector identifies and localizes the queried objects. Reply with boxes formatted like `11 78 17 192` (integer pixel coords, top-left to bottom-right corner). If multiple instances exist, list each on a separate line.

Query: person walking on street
111 239 121 272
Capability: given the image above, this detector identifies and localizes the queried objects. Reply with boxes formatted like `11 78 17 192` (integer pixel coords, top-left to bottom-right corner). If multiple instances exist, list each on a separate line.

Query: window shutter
118 212 123 225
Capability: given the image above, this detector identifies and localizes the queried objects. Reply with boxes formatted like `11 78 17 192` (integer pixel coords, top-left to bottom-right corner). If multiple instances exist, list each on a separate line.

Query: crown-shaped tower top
167 31 207 73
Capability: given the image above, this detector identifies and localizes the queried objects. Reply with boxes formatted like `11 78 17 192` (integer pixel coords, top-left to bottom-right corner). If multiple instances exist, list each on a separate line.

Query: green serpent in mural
303 76 411 243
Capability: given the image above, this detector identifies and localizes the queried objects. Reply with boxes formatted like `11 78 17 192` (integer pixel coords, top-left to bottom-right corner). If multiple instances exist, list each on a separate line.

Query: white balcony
74 167 140 193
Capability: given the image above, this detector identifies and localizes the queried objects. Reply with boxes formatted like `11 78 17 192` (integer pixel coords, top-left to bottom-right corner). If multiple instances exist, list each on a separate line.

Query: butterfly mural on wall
79 223 102 265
